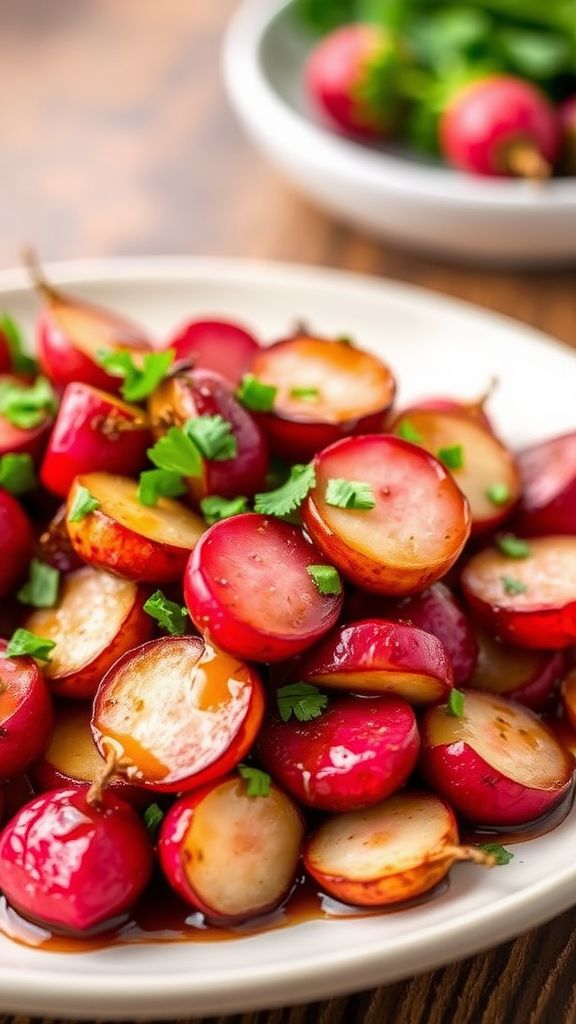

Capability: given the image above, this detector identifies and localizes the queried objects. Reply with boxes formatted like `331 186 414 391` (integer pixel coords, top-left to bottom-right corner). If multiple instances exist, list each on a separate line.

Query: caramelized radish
300 620 453 705
169 319 260 385
0 374 53 462
184 513 343 662
149 368 268 501
66 473 205 582
250 335 396 461
421 690 573 825
24 567 153 698
258 694 419 811
0 788 153 933
35 504 83 573
303 435 470 595
41 383 151 498
562 666 576 732
0 489 34 598
547 712 576 761
469 624 564 710
391 407 520 533
159 776 304 924
462 536 576 649
0 639 53 781
515 432 576 537
304 792 480 907
92 637 265 793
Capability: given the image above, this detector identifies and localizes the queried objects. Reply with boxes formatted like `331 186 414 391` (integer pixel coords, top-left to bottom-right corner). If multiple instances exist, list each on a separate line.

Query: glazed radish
0 489 34 598
159 776 304 924
92 637 265 793
168 319 260 385
469 624 564 710
35 504 83 573
514 432 576 537
299 620 453 705
0 374 53 462
559 96 576 174
0 638 53 781
40 383 151 498
462 536 576 649
346 582 478 685
24 566 153 698
547 712 576 762
184 513 343 662
0 788 153 933
66 473 205 582
440 75 560 178
303 435 470 595
149 368 268 500
258 694 419 812
421 690 573 826
392 407 520 533
409 384 496 433
250 335 396 461
562 666 576 733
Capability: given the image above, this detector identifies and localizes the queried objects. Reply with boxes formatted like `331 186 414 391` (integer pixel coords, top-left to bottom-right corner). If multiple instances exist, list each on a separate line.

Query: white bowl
223 0 576 265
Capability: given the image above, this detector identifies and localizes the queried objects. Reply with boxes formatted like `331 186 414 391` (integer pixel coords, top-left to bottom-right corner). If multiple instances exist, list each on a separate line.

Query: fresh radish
92 637 265 793
24 566 153 698
303 435 470 595
184 513 343 662
168 319 260 385
440 75 560 178
0 373 53 463
159 776 304 924
0 489 34 598
66 473 205 582
462 536 576 649
40 383 151 498
421 690 573 825
559 96 576 174
299 619 453 705
469 623 564 710
0 638 53 781
514 432 576 537
0 788 153 933
250 334 395 462
35 504 83 574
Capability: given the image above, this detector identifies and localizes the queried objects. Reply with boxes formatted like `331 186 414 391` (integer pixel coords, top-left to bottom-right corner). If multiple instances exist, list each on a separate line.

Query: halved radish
40 383 151 498
299 620 453 705
468 623 564 709
258 694 419 811
168 318 260 385
184 513 343 662
547 709 576 760
92 637 265 793
562 666 576 732
159 776 304 924
304 792 481 907
391 407 520 533
0 374 53 462
421 690 573 825
0 489 34 599
35 504 83 573
0 638 53 782
66 473 205 582
303 435 470 596
250 334 396 461
24 566 153 698
515 432 576 536
461 536 576 649
409 386 495 432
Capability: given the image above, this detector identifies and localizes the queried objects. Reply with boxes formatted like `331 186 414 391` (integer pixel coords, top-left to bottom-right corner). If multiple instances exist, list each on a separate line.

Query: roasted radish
469 624 564 710
168 318 260 385
562 667 576 733
0 638 53 781
515 432 576 537
0 489 34 598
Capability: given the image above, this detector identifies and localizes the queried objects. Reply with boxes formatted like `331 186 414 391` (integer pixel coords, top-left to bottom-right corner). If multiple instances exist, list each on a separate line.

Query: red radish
469 623 564 710
559 96 576 174
421 690 573 826
24 567 153 699
35 504 83 574
149 368 268 500
303 435 470 595
258 694 419 812
306 24 399 139
409 384 496 433
159 776 304 924
304 792 481 907
0 638 53 782
562 666 576 732
462 536 576 649
299 619 453 705
514 432 576 537
0 489 34 598
391 407 520 533
346 582 478 685
0 788 153 933
92 637 265 793
66 473 205 583
168 319 260 385
0 374 53 462
250 335 396 462
184 513 343 662
40 383 151 498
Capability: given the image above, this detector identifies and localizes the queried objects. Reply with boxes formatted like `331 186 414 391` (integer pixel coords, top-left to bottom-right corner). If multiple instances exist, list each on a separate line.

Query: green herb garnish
486 483 511 507
397 419 423 444
446 689 465 718
254 463 316 518
501 576 527 596
200 495 250 525
96 348 174 402
6 628 56 661
236 374 277 412
17 560 60 608
325 478 376 510
277 682 329 723
306 564 342 596
143 803 164 837
0 313 38 374
138 469 187 507
185 415 237 461
238 765 271 797
290 386 320 401
143 590 189 636
0 376 56 429
437 445 464 470
68 484 101 522
147 427 203 478
476 842 514 866
0 453 36 495
496 534 531 559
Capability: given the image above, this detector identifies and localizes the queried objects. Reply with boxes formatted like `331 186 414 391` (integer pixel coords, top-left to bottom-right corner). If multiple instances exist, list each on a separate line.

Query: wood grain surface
0 1 575 1022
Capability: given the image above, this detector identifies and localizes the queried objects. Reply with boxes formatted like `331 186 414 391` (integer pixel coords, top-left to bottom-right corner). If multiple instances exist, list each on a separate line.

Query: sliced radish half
468 623 564 709
515 432 576 536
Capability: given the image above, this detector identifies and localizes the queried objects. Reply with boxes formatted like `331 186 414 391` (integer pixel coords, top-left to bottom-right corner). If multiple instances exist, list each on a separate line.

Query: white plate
0 256 575 1019
223 0 576 265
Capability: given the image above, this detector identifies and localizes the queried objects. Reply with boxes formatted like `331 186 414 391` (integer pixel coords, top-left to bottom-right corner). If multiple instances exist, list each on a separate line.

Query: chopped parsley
0 376 56 429
486 483 511 507
236 374 277 412
254 463 316 518
6 628 56 661
396 419 423 444
307 564 342 596
185 415 237 461
437 445 464 470
238 765 271 797
501 576 527 596
277 682 329 723
496 534 531 559
325 478 375 510
17 560 60 608
68 484 101 522
446 689 465 718
476 842 514 866
0 452 36 495
138 468 187 507
143 590 189 636
96 349 174 402
200 495 249 525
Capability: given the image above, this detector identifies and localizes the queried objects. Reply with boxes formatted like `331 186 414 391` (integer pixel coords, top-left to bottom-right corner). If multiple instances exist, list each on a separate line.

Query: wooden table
1 2 575 1022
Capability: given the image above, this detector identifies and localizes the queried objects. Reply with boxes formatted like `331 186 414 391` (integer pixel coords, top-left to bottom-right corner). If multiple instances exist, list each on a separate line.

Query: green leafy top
254 463 316 518
0 376 56 429
97 349 174 402
476 842 514 866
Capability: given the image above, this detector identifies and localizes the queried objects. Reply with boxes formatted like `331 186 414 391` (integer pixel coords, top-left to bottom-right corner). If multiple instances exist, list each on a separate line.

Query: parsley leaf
147 426 203 477
476 842 514 866
486 483 511 507
307 564 342 596
501 576 527 596
138 468 187 507
0 453 36 495
397 419 423 444
68 484 101 522
0 376 56 429
254 463 316 518
7 627 56 661
143 590 189 635
446 689 465 718
0 313 38 374
238 764 271 797
17 559 60 608
277 682 329 723
143 802 164 837
325 478 375 510
496 534 532 559
97 349 174 402
437 445 464 470
200 495 249 525
290 386 320 401
185 415 237 461
236 374 277 412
